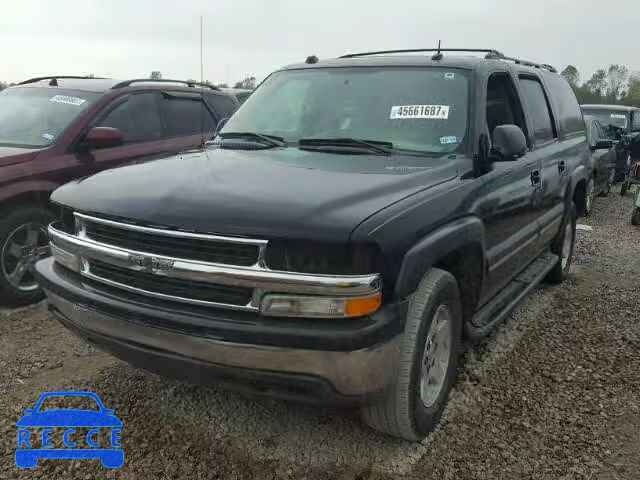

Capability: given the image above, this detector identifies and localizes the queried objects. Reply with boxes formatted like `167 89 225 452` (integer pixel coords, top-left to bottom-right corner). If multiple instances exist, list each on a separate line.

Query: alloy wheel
1 223 50 292
419 305 453 408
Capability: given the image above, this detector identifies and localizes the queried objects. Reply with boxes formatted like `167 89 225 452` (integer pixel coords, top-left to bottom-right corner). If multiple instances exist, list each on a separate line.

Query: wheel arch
395 217 486 323
0 188 56 216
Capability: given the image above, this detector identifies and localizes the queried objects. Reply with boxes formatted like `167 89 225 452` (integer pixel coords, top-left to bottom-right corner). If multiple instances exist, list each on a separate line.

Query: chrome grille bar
48 223 381 303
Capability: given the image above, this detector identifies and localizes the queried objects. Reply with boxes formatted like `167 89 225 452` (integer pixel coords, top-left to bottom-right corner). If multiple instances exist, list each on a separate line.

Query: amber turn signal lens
345 293 382 317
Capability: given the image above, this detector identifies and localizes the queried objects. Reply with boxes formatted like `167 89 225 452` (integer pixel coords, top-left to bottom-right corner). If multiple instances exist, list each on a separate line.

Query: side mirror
83 127 124 150
591 139 613 151
490 125 527 161
23 409 35 415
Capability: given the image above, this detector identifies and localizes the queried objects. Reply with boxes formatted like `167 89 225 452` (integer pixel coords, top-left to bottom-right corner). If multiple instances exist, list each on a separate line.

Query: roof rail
18 76 105 86
339 48 557 73
111 79 220 90
484 51 557 73
340 48 504 58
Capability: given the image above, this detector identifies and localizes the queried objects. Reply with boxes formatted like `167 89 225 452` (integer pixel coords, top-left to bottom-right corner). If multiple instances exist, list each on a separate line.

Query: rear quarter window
543 73 585 136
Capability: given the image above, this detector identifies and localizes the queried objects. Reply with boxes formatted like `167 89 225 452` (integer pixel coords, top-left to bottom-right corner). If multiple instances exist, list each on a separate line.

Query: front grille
84 221 259 266
88 260 253 306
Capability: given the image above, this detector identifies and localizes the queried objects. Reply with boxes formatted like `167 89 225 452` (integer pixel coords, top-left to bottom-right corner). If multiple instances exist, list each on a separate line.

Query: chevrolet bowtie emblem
127 254 175 274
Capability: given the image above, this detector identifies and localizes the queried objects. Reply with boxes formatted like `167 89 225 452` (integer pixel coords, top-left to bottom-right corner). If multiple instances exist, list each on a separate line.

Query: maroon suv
0 76 239 306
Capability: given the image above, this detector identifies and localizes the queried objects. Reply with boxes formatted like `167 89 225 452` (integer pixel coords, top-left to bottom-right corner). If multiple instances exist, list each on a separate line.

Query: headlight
260 292 382 318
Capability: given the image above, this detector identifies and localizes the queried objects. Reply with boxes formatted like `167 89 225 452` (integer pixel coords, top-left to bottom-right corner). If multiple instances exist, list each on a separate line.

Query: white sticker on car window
440 136 458 144
390 105 449 120
611 114 626 119
42 133 55 141
444 72 455 80
49 95 86 106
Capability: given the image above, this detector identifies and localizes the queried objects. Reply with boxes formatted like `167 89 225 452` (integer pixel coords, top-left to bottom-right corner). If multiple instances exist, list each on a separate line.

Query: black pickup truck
36 49 590 441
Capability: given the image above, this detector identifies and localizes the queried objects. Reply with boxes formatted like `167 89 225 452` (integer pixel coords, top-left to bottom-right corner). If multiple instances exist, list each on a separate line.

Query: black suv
581 104 640 180
36 49 589 440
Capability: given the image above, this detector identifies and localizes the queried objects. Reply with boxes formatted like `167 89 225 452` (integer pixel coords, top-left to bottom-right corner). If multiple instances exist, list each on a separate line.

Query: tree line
561 64 640 107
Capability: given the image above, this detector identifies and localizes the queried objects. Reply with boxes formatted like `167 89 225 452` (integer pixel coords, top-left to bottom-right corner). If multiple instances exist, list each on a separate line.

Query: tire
0 207 54 307
601 169 615 197
360 268 462 441
632 207 640 226
584 177 595 216
621 182 628 196
544 202 577 285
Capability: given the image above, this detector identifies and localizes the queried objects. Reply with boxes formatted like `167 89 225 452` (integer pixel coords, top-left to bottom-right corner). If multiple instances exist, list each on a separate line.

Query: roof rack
339 48 557 73
111 79 220 90
340 48 503 59
18 76 105 86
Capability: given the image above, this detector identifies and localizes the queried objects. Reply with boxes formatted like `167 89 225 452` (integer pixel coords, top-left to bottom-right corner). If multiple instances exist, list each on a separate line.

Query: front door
478 72 542 304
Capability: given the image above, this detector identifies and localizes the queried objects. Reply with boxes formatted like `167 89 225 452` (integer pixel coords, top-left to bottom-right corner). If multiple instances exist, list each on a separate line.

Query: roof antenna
200 15 205 148
431 40 443 61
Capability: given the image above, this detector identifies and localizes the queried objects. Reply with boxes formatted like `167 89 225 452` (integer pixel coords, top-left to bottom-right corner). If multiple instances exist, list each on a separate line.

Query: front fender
394 216 486 298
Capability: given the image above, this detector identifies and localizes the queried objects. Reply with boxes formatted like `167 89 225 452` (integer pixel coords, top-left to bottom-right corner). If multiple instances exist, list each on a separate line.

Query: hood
16 410 123 428
0 146 42 168
52 148 460 242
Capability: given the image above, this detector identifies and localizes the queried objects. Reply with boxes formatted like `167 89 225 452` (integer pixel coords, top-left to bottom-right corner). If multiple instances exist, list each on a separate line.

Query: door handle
531 170 541 186
558 161 566 174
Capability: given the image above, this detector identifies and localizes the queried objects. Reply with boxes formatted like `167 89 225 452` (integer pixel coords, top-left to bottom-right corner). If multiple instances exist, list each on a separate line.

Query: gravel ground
0 189 638 479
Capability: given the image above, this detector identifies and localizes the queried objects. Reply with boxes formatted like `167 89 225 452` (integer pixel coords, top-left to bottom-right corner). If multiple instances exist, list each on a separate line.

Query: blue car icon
15 391 123 468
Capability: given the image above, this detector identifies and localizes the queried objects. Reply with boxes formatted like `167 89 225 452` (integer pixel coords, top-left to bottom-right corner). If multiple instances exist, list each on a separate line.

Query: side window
162 96 216 137
518 77 556 144
587 121 599 145
485 72 527 143
632 111 640 132
96 93 162 144
205 93 238 119
542 73 585 135
594 121 606 139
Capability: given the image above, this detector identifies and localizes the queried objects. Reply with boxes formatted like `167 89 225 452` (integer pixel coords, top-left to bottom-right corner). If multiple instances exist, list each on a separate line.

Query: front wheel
360 268 462 440
0 207 54 306
601 169 615 197
584 177 595 216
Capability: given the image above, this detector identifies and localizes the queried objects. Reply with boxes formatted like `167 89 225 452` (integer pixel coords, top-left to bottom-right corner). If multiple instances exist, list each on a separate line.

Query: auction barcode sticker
390 105 449 120
50 95 87 106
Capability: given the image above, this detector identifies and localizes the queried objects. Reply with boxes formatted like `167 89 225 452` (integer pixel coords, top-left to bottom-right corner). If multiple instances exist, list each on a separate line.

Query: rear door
517 74 564 250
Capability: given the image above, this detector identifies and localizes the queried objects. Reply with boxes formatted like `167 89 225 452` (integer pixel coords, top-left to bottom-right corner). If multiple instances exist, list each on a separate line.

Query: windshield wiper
218 132 286 147
298 138 393 155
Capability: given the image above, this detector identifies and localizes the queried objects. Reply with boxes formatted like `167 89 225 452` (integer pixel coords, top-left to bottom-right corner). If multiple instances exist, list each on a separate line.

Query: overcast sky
1 0 637 86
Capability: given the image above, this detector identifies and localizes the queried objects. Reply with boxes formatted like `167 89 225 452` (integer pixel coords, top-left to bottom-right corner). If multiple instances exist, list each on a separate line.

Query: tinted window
632 111 640 132
205 93 238 119
223 67 470 155
519 77 556 144
543 74 585 135
97 93 162 144
234 91 251 104
163 97 216 137
486 73 527 143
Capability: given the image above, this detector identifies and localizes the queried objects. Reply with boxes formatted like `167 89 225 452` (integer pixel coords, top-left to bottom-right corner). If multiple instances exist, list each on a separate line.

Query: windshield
221 67 470 155
0 87 100 148
582 108 628 130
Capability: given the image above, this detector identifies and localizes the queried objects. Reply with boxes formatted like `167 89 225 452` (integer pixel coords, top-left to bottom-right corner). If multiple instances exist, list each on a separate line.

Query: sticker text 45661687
390 105 449 120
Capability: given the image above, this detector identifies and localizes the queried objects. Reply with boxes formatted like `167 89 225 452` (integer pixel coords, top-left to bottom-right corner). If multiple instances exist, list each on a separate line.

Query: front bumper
36 258 404 402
